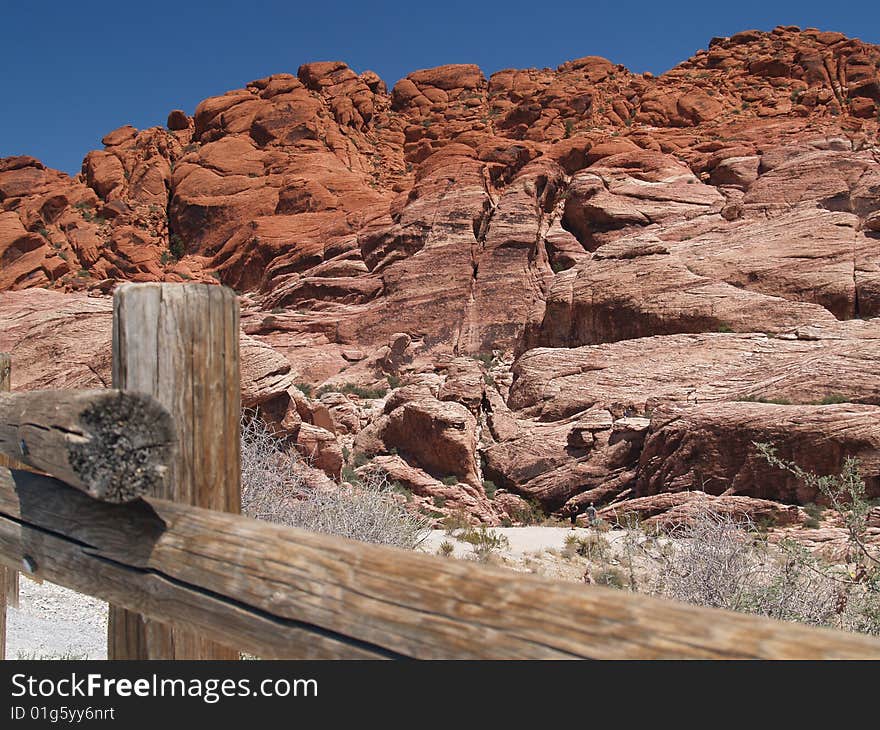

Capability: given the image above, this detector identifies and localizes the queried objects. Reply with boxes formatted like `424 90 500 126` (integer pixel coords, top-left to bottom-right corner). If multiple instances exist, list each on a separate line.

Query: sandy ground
5 526 601 659
5 577 107 660
423 525 617 582
424 526 594 558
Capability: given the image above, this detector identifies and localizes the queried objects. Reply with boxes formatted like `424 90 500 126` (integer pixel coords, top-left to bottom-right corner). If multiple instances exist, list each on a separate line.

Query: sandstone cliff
2 25 880 530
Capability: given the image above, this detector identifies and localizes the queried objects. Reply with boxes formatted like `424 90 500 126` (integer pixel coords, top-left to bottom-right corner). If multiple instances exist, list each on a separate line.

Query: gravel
5 577 107 660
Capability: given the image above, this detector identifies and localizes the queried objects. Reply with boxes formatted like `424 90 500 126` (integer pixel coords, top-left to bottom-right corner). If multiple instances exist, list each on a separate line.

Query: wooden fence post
108 284 241 660
0 354 20 660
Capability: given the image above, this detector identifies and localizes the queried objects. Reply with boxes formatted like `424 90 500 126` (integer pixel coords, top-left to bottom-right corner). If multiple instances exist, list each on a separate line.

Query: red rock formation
4 26 880 522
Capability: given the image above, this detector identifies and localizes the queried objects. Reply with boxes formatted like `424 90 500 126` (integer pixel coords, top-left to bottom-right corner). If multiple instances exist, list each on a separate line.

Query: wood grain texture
0 355 17 661
1 466 879 660
109 284 240 660
0 389 175 503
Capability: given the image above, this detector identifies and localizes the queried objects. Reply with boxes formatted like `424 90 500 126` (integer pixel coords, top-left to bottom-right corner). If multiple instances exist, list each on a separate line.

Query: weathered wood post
108 284 241 660
0 354 20 660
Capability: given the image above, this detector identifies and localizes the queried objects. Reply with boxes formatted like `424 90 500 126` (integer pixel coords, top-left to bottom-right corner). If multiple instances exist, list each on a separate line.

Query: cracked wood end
0 388 175 503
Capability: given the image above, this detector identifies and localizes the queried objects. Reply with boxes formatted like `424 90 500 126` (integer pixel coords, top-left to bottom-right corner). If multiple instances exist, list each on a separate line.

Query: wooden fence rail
1 282 879 660
2 465 880 659
0 389 175 502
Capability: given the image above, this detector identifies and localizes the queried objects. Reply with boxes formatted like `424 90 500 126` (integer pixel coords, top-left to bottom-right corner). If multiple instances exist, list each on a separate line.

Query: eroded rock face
510 324 880 422
0 288 297 432
4 26 880 524
636 403 880 502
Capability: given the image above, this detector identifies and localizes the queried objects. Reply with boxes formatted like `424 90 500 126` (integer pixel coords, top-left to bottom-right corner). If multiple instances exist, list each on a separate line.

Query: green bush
455 525 510 562
816 394 847 405
482 479 497 499
594 567 627 589
169 233 186 260
318 383 388 399
386 374 402 389
803 502 824 528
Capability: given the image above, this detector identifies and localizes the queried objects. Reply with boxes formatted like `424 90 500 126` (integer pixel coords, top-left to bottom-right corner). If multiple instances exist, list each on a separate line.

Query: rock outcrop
3 26 880 525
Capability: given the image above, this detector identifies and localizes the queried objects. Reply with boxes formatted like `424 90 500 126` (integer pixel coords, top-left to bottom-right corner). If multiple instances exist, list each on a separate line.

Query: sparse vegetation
565 532 610 561
240 410 428 549
169 233 186 260
441 509 472 534
482 479 497 499
816 394 848 405
386 374 402 389
624 448 879 634
454 525 510 562
472 351 496 368
737 395 792 405
81 210 106 225
317 383 388 399
803 502 824 528
16 650 89 660
594 567 628 589
506 497 545 525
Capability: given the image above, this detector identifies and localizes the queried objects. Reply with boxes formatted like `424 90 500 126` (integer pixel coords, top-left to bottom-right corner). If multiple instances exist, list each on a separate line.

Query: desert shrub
169 233 185 260
576 533 610 561
594 567 627 589
386 374 402 389
318 383 388 399
757 443 880 634
803 502 824 528
482 479 497 499
438 541 455 558
294 382 313 397
442 509 472 535
647 507 840 625
240 410 304 523
472 351 495 367
455 525 510 562
287 469 429 549
563 533 580 558
441 475 458 486
507 497 545 525
561 532 611 561
240 410 429 549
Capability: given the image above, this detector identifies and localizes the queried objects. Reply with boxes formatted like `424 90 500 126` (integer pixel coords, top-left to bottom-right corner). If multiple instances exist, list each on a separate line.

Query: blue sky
3 0 879 175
